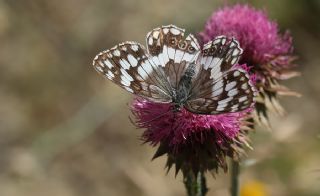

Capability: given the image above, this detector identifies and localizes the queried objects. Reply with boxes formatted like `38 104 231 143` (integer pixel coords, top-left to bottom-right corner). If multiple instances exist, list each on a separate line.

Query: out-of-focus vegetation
0 0 319 195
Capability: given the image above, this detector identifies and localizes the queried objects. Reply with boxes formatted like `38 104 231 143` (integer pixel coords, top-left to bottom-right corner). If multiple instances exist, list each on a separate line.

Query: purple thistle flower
133 99 247 146
200 4 293 67
200 4 300 127
131 97 253 173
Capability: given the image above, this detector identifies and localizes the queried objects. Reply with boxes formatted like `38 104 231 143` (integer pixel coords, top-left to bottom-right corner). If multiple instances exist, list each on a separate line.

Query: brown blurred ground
0 0 319 196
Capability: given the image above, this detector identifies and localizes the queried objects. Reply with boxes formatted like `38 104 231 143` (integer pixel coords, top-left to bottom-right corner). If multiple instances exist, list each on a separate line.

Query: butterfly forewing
93 41 172 102
146 25 201 89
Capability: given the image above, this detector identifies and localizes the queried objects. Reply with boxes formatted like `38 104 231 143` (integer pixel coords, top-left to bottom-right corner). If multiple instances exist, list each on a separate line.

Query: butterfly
93 25 256 114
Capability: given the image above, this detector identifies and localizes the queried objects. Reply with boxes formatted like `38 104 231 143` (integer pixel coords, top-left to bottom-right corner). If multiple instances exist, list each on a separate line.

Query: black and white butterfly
93 25 256 114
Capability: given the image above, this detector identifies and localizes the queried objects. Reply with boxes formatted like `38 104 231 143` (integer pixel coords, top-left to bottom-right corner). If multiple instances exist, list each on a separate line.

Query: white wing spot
156 38 161 46
170 28 180 35
157 53 165 66
228 89 238 97
211 57 222 68
218 97 233 105
231 58 237 65
148 36 153 45
213 80 223 91
137 62 153 79
231 104 239 111
241 83 248 90
232 49 240 56
104 60 113 69
183 53 195 63
153 31 160 39
141 62 153 75
127 54 138 67
162 45 170 65
107 70 115 78
120 68 133 82
120 75 131 86
212 88 223 97
203 41 212 50
210 67 222 80
230 42 236 48
152 56 161 66
213 38 221 45
216 104 227 111
113 50 121 56
119 59 131 70
239 96 247 102
174 49 184 63
167 47 175 60
213 36 226 45
221 37 226 45
233 71 240 77
225 81 237 91
131 45 139 51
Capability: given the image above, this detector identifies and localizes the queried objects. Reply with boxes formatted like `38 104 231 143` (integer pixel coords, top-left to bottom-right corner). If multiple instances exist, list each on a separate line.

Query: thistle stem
230 160 240 196
184 170 208 196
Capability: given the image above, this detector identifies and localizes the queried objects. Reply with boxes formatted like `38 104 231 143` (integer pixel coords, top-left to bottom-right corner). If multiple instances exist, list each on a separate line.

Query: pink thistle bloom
200 4 299 126
200 4 293 67
133 99 246 147
131 97 252 173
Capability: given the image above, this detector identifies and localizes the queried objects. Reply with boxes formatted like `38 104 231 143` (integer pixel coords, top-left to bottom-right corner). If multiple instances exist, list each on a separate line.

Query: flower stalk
184 170 208 196
230 160 240 196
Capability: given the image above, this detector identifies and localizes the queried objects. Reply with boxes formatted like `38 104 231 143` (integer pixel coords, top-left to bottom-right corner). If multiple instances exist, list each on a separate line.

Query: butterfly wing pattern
93 42 172 103
146 25 201 89
93 25 256 114
185 36 256 114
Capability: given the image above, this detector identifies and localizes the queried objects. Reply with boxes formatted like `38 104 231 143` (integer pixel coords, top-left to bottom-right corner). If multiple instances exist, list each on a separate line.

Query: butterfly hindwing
200 36 243 73
93 42 172 102
186 68 255 114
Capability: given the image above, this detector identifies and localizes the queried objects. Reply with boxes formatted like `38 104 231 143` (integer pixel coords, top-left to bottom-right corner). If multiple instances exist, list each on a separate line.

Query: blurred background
0 0 319 195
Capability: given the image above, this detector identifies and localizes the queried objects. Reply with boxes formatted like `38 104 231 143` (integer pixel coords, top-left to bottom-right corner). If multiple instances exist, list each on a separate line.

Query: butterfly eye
188 46 195 53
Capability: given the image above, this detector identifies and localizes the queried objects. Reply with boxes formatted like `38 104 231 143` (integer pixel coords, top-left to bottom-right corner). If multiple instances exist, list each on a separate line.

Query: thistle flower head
132 98 252 174
200 4 299 127
200 4 293 66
